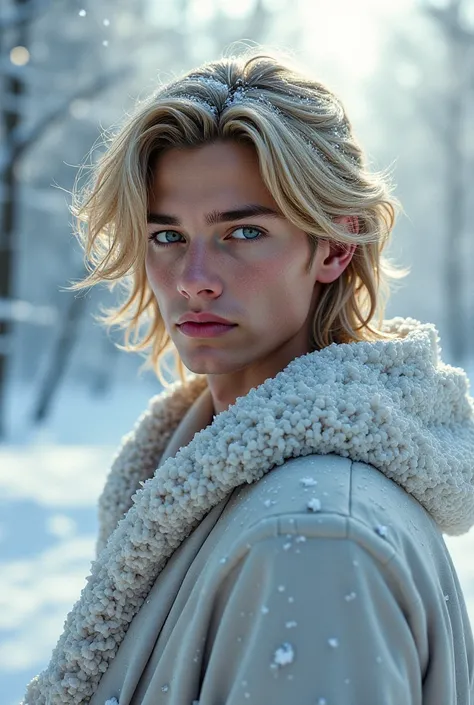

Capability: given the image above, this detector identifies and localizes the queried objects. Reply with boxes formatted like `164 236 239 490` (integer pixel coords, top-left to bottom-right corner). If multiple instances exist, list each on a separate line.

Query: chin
180 351 248 376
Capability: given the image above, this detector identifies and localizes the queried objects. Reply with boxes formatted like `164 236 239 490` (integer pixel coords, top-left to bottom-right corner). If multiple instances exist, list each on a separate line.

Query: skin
146 140 357 416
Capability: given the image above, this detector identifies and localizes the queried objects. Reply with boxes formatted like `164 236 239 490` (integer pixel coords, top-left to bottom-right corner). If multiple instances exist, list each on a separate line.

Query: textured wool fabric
22 318 474 705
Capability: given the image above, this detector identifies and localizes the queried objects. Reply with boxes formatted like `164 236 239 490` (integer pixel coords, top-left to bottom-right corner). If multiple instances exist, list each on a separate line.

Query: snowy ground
1 377 474 705
1 381 156 705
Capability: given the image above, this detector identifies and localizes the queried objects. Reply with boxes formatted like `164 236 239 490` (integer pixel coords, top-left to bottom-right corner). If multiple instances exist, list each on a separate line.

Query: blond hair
70 47 407 387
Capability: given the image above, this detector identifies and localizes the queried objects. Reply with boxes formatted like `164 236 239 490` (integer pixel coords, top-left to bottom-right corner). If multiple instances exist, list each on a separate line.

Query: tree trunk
443 7 468 364
0 0 30 437
31 291 88 423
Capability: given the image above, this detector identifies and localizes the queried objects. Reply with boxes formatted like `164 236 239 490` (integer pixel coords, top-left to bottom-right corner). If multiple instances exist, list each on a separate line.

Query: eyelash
147 225 267 248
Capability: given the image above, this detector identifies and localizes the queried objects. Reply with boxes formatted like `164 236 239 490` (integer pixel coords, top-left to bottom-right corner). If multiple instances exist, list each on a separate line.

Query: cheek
248 256 312 315
145 253 170 296
239 252 292 291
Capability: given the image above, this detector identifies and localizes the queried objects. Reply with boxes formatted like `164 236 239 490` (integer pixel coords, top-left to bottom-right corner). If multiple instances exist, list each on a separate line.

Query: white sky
151 0 417 80
296 0 415 79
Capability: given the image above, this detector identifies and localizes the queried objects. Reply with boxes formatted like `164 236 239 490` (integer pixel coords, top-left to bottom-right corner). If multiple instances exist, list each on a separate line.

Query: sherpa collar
22 317 474 705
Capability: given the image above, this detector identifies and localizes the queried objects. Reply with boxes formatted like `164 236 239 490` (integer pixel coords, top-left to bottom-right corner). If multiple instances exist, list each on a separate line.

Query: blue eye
147 226 266 247
148 230 184 246
231 226 264 241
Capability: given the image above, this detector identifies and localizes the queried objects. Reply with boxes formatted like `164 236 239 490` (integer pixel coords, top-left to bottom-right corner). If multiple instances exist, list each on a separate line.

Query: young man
23 49 474 705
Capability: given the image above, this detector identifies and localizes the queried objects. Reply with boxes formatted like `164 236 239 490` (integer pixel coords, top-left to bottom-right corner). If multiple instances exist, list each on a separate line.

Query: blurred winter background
1 0 474 702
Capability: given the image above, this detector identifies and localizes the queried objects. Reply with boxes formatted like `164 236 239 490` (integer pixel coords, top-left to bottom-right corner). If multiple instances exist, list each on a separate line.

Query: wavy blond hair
70 47 407 387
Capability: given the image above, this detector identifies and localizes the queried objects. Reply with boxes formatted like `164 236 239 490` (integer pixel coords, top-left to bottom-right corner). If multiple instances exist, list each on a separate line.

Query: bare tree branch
0 63 133 174
0 20 193 175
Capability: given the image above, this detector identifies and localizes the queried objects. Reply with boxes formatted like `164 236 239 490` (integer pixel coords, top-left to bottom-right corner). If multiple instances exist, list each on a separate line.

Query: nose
177 239 224 300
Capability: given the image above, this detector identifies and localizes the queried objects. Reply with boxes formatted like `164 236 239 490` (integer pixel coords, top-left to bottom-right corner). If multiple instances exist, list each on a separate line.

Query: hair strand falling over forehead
69 47 408 387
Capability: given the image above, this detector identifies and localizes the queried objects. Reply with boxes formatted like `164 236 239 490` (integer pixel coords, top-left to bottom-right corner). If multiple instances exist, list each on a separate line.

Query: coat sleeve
198 525 425 705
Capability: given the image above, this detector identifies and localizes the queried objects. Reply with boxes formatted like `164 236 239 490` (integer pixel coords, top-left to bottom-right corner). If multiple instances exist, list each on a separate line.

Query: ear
315 216 358 285
335 215 359 235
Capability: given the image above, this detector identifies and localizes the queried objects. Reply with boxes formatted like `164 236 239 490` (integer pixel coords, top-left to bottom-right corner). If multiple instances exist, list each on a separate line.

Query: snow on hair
70 47 408 387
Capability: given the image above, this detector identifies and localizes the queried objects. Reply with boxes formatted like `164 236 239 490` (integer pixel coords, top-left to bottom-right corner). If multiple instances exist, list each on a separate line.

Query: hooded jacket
22 318 474 705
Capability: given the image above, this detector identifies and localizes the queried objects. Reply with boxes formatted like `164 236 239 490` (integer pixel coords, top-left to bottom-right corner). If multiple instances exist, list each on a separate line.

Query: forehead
149 140 275 207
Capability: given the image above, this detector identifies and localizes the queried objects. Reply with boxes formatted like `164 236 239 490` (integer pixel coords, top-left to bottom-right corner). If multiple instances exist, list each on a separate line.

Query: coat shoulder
223 453 443 561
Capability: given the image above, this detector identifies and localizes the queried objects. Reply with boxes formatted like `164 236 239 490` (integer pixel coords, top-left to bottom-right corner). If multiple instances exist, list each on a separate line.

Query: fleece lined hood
22 317 474 705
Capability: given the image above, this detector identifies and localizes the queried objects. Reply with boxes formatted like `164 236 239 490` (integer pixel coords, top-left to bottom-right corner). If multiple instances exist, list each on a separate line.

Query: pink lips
177 322 237 338
176 311 235 326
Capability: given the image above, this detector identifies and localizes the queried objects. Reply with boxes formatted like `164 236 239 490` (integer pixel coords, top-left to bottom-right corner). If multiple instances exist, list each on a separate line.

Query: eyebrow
146 203 283 226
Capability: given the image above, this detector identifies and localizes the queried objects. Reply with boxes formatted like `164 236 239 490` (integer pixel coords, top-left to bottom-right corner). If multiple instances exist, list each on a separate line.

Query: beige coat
22 319 474 705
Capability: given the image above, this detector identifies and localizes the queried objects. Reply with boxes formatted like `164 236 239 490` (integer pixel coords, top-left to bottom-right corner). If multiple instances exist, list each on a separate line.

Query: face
145 139 352 381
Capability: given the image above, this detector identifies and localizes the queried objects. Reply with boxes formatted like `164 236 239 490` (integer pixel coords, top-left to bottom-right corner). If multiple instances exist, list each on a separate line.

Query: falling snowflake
103 18 110 26
328 638 339 648
102 40 109 47
263 499 272 508
344 591 357 602
285 620 298 628
283 542 292 550
375 524 388 538
78 9 86 16
261 605 269 614
300 477 318 487
161 684 169 692
295 535 307 543
307 498 322 512
272 642 295 667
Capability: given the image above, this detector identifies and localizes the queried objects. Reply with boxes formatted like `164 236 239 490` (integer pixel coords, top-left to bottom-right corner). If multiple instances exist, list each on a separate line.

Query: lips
176 313 235 326
177 321 237 338
179 322 234 327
